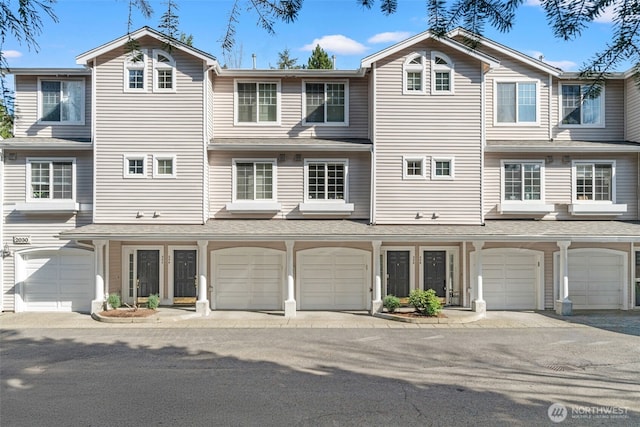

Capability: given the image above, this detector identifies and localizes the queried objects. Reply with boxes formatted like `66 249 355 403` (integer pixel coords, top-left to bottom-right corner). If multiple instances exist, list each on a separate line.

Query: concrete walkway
3 307 638 330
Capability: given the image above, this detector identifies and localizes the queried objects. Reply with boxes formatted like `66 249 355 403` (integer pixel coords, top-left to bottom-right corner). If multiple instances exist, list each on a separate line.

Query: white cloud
524 0 541 6
528 50 576 70
301 35 368 55
368 31 411 44
2 50 22 59
594 5 616 23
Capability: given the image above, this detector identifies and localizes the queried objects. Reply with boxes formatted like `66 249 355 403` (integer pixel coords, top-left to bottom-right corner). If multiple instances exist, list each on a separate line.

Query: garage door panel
482 251 538 310
568 251 624 309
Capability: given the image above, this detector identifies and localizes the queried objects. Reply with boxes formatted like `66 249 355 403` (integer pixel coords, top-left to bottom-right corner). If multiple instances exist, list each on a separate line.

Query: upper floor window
432 157 455 180
235 81 280 125
573 161 613 201
561 84 603 126
124 50 146 92
496 81 537 124
502 161 543 201
303 81 348 125
403 52 425 94
233 160 276 201
39 79 84 124
153 155 177 178
27 158 75 201
305 160 347 201
153 50 176 92
431 52 454 94
123 154 147 178
403 156 425 179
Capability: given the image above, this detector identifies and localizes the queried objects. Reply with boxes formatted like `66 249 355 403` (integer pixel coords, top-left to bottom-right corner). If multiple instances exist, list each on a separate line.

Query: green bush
147 294 160 310
107 293 121 310
383 294 401 313
408 289 442 316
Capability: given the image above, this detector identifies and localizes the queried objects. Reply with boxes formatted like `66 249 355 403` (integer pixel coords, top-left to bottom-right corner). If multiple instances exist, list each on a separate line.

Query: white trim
558 82 605 128
233 79 281 126
430 51 454 95
152 154 177 178
570 160 626 215
25 157 77 203
37 78 86 125
230 158 278 203
499 159 551 213
383 246 415 297
634 248 640 308
402 156 426 179
493 79 540 126
168 245 198 302
302 80 349 126
419 246 460 306
303 158 350 204
121 245 165 305
123 153 148 178
431 156 455 180
152 49 177 93
402 52 426 95
123 49 148 93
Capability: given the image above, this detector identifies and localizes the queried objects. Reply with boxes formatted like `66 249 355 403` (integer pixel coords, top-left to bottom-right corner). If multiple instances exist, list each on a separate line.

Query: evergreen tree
179 32 194 46
0 99 13 139
158 0 180 51
276 48 300 69
307 45 332 69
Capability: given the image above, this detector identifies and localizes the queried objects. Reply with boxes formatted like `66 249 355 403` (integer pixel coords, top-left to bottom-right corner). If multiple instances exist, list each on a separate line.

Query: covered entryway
16 248 94 312
171 248 197 304
297 247 370 310
211 247 284 310
385 249 411 298
564 249 626 309
480 249 542 310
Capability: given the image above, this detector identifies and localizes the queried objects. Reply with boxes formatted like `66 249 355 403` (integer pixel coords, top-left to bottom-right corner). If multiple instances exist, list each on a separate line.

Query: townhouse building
1 27 639 317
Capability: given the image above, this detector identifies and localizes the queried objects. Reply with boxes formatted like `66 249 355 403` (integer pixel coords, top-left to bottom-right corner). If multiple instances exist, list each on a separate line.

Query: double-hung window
300 159 354 214
227 159 280 213
403 52 425 94
124 51 146 91
570 161 626 215
499 160 553 214
431 52 454 94
153 50 176 92
235 81 279 124
496 81 537 124
303 82 347 125
39 79 84 124
561 84 603 126
27 159 75 201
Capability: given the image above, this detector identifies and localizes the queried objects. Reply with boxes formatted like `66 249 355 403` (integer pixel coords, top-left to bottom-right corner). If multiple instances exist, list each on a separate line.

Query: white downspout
91 59 97 224
0 148 4 311
202 65 216 224
548 74 553 141
480 65 486 224
370 63 377 224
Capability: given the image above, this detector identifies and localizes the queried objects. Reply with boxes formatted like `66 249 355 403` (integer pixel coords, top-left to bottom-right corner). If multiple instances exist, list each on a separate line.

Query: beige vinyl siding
373 41 482 224
552 79 625 141
13 75 92 139
92 36 206 224
484 56 551 140
212 76 369 139
209 150 370 219
2 150 93 311
484 153 638 220
626 77 640 142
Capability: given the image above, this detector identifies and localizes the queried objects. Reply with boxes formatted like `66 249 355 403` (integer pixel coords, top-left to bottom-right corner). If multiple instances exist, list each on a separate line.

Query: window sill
15 201 80 214
298 202 354 215
226 201 281 213
569 203 627 216
499 202 554 214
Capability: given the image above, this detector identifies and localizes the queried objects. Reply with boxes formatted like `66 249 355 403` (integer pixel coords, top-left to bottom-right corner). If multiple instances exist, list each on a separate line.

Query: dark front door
137 250 160 298
387 251 410 298
174 250 197 299
424 251 447 298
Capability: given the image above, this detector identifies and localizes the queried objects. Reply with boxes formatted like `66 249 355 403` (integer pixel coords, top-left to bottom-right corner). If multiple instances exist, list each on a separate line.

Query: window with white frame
124 154 147 178
431 52 454 94
561 83 603 126
496 81 537 124
233 160 276 201
153 50 176 91
124 50 146 91
153 155 176 178
502 161 543 201
39 79 84 124
403 52 425 94
403 157 425 179
305 160 347 201
235 81 279 124
573 161 614 201
27 158 75 201
432 157 454 180
303 82 347 125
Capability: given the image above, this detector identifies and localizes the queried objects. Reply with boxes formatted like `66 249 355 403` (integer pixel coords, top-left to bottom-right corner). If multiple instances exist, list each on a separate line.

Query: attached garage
480 249 542 310
566 249 625 309
297 248 370 310
211 248 284 310
16 248 94 312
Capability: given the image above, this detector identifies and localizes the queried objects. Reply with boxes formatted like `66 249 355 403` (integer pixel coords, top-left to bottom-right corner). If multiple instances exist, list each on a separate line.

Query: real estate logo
548 403 630 423
548 403 568 423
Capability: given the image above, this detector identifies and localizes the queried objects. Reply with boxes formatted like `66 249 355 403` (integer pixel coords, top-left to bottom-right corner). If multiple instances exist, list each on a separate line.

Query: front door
174 250 197 303
424 251 447 299
137 250 160 300
387 251 410 298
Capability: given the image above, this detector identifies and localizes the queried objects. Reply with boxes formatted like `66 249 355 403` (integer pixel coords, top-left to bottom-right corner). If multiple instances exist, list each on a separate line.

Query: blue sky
1 0 623 71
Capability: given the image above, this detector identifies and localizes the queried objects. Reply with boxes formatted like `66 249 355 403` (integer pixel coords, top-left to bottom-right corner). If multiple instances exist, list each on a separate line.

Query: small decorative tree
408 289 442 316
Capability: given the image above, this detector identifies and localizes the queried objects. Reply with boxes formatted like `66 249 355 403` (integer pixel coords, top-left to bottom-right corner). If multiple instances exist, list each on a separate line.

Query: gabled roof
76 26 218 67
448 28 562 76
360 29 500 69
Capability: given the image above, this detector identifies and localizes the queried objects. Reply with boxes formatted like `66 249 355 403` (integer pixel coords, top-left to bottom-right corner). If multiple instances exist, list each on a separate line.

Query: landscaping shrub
107 293 121 310
147 293 160 310
383 294 401 313
408 289 442 316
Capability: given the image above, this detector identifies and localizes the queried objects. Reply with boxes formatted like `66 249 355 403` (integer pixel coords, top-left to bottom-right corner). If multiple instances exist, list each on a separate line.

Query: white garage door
568 250 624 309
482 251 539 310
212 248 284 310
20 249 93 312
297 248 370 310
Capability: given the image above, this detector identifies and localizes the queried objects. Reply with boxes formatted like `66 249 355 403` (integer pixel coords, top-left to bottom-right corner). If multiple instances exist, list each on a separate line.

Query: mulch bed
387 311 447 318
99 308 157 318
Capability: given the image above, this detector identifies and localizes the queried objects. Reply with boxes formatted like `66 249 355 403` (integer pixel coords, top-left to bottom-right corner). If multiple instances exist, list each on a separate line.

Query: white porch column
371 240 383 314
196 240 210 316
556 240 572 316
91 240 107 314
472 240 486 314
284 240 296 318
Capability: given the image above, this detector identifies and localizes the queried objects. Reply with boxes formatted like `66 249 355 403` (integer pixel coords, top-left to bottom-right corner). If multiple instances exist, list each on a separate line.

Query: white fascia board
216 69 366 78
485 144 640 153
208 143 372 152
9 68 91 76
